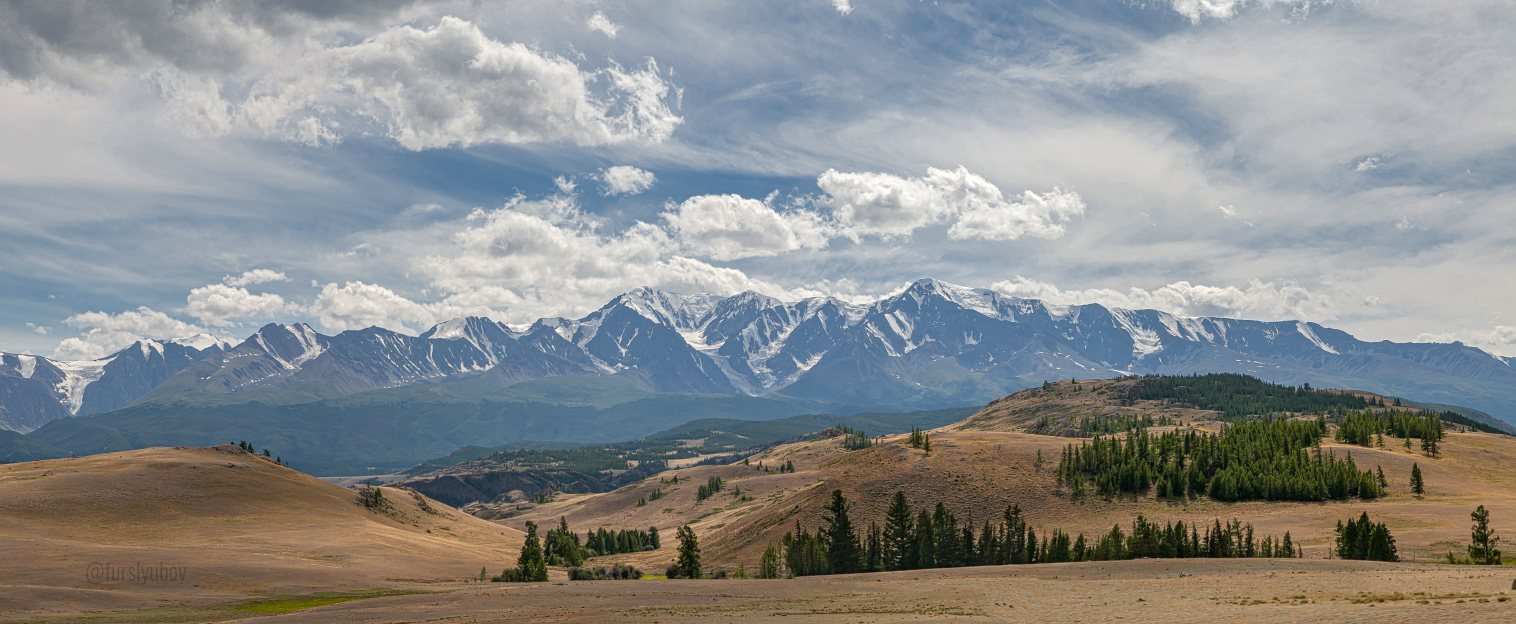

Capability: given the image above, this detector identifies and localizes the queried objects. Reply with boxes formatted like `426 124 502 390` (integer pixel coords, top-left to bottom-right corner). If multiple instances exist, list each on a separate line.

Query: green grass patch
234 590 422 614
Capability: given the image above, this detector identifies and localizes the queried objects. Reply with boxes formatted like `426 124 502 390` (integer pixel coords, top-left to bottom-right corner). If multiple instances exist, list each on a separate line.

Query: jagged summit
6 279 1516 432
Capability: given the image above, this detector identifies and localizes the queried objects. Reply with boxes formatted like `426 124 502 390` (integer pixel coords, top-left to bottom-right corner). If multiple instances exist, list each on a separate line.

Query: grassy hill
0 444 521 620
396 407 977 507
21 375 810 475
498 376 1516 574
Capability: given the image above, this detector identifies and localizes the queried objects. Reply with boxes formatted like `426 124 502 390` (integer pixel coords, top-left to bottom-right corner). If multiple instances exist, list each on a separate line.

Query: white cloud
1416 325 1516 356
947 187 1085 241
7 11 683 151
1355 157 1382 171
990 276 1336 321
185 283 289 326
554 176 577 194
415 194 816 323
832 0 855 15
26 323 49 335
1395 215 1416 230
598 165 657 196
819 166 1084 241
1218 205 1238 219
223 269 289 287
310 281 439 334
1166 1 1318 23
240 16 684 150
54 307 207 360
586 11 620 38
662 194 830 260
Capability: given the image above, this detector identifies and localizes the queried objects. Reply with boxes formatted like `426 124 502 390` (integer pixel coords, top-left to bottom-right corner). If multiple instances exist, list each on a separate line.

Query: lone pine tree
1410 463 1425 497
1468 505 1502 565
674 525 702 579
516 521 549 582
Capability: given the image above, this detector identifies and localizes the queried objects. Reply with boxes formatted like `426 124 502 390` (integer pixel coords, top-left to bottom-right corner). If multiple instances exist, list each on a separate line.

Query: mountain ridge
7 278 1516 431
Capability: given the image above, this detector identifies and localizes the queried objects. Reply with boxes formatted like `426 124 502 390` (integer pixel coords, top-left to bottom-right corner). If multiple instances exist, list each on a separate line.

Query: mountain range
6 278 1516 439
0 336 228 433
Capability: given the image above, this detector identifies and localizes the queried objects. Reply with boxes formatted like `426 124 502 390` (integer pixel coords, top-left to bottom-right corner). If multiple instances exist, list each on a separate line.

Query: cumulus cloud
0 7 682 150
990 276 1336 321
661 194 831 260
239 16 683 150
598 165 657 196
586 11 620 38
185 283 289 326
309 281 440 333
832 0 855 15
947 187 1085 241
414 194 814 323
26 323 49 335
54 307 208 360
1416 326 1516 355
819 166 1084 241
1355 157 1383 171
223 268 289 287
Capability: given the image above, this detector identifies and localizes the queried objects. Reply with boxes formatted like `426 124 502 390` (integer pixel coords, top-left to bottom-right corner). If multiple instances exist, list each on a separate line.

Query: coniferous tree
882 491 914 571
759 544 782 579
516 521 549 582
913 508 936 569
1376 465 1388 489
821 489 863 574
674 525 702 579
865 522 884 572
1410 463 1425 497
1469 505 1503 565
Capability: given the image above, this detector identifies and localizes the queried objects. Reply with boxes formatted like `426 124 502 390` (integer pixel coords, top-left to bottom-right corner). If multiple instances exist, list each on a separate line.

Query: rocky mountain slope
0 336 228 432
9 278 1516 433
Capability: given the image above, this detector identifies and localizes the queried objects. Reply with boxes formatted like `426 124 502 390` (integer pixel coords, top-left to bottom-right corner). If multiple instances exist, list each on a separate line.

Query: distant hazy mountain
9 279 1516 433
0 337 229 432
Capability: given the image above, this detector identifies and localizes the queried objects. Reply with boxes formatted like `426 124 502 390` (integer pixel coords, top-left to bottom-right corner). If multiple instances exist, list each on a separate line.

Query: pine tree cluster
695 476 725 502
1125 374 1370 420
1335 410 1443 448
763 490 1300 578
1057 418 1385 502
1334 512 1399 562
906 427 931 452
837 425 874 451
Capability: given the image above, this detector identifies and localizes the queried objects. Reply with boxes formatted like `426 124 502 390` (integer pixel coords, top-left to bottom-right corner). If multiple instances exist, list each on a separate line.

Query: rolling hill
494 377 1516 574
0 444 521 621
22 375 810 475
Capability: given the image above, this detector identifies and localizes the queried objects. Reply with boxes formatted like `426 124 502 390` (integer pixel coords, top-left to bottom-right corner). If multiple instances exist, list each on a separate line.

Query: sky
0 0 1513 361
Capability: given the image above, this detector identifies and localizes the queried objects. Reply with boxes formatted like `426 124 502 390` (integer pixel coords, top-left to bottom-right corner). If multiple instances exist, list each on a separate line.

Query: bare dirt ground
0 446 522 622
142 559 1516 623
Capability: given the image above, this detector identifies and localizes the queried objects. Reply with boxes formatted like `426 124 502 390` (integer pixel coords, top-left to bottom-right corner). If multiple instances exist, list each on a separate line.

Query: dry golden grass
507 379 1516 574
0 445 523 622
155 559 1516 623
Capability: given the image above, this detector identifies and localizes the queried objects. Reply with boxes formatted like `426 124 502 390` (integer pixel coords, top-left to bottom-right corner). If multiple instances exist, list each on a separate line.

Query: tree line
1335 410 1443 456
1125 374 1370 420
1057 418 1386 502
758 490 1301 578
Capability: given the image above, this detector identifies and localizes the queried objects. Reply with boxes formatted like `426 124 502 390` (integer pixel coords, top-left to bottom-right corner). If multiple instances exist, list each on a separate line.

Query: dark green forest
1056 418 1386 501
765 490 1300 578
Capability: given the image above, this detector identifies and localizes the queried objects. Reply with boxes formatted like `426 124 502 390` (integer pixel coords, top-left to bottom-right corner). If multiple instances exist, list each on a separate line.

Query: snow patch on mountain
1296 322 1339 354
1111 308 1163 359
14 355 36 379
52 357 112 414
